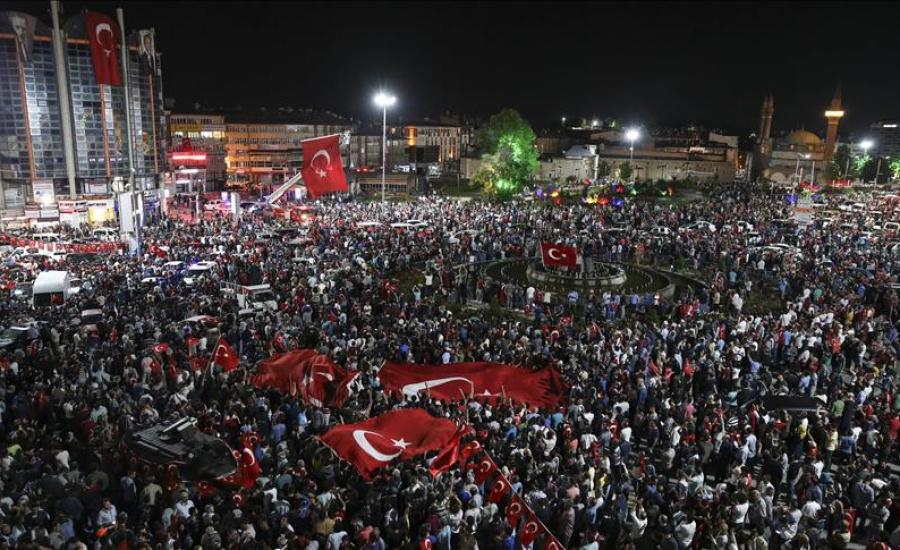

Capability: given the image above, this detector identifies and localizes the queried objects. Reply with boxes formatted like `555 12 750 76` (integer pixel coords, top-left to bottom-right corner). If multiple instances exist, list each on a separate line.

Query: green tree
473 109 539 197
597 160 611 178
618 162 633 181
890 158 900 181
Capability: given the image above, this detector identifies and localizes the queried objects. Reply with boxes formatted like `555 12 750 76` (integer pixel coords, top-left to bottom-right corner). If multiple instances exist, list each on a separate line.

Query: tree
824 161 841 182
597 160 611 179
890 158 900 181
473 109 539 197
618 162 633 181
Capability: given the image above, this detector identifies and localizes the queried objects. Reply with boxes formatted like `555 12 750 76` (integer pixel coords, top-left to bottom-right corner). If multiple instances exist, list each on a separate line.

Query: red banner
251 349 356 407
378 362 567 409
84 12 122 86
540 241 578 270
319 408 467 480
301 135 347 198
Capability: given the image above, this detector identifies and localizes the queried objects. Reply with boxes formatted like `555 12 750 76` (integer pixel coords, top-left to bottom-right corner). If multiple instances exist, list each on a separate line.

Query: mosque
751 89 844 184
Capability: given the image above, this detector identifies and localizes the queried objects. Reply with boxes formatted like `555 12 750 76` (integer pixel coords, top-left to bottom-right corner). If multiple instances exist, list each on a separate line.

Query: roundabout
482 257 706 301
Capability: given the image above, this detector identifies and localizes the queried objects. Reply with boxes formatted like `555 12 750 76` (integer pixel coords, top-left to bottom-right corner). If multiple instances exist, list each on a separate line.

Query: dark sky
9 1 900 135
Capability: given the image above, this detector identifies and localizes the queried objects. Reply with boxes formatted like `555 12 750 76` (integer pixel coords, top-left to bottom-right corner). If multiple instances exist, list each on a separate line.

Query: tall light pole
374 91 396 203
860 139 873 183
625 128 640 163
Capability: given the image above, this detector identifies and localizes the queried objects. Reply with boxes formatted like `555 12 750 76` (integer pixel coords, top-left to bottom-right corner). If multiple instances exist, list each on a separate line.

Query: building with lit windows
222 110 352 189
871 121 900 159
0 6 165 225
166 113 226 182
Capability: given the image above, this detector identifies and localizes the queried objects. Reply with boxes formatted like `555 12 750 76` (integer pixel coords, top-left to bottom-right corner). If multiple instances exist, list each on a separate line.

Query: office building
0 6 165 225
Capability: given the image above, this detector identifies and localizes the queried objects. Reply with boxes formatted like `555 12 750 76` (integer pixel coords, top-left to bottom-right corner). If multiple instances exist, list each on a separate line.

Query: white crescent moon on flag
242 448 256 467
96 23 113 54
352 430 403 462
311 149 331 169
401 376 474 396
547 248 563 260
313 371 335 381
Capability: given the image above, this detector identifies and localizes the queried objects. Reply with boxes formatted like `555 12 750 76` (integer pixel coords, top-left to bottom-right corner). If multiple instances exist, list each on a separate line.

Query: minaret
757 95 774 156
751 95 774 181
823 87 844 165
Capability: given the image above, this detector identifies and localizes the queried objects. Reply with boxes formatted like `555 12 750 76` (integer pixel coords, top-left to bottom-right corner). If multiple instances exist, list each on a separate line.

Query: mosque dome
784 129 823 146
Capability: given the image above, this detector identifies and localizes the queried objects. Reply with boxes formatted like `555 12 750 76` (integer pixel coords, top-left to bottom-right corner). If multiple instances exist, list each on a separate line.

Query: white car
203 200 227 212
680 221 717 233
651 226 672 236
405 219 429 229
92 227 119 240
183 261 217 286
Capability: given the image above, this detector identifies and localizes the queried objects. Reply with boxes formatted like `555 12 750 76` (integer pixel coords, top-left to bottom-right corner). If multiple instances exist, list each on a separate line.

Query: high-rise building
871 121 900 159
0 5 165 225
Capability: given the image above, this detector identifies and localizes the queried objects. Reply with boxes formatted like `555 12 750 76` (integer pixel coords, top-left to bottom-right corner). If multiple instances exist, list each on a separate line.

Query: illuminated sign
824 110 845 118
172 153 207 162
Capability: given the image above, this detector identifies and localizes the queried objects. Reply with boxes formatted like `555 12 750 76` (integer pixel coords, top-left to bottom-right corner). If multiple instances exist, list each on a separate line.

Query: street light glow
625 128 640 142
860 139 874 151
373 92 396 108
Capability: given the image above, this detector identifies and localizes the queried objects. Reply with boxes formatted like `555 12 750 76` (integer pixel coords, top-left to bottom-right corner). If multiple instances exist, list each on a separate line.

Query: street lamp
561 116 567 128
625 128 640 163
374 91 397 203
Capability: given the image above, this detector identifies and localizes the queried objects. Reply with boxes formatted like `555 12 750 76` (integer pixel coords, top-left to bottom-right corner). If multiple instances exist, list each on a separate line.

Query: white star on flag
391 438 410 449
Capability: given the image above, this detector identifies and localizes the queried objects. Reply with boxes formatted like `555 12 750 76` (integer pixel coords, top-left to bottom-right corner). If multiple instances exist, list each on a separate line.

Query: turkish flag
239 446 260 488
519 512 544 546
301 134 347 198
469 455 497 484
540 241 578 270
251 349 355 407
319 408 466 480
84 12 122 86
379 362 568 409
506 494 527 527
488 475 512 503
211 338 240 372
544 535 565 550
458 440 483 464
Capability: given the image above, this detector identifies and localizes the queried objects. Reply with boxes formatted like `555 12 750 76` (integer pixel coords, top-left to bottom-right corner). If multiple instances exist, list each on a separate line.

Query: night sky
9 1 900 134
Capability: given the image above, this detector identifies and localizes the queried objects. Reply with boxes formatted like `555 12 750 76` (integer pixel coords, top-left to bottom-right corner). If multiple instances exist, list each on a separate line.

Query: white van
184 261 217 286
32 270 71 307
235 284 278 312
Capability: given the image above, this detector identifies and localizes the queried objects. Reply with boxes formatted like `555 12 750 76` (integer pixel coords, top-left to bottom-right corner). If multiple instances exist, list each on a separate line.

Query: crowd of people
0 182 898 549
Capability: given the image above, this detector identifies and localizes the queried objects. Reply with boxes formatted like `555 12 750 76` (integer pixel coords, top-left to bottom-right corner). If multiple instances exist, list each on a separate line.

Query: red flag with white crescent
251 349 355 407
319 409 464 480
379 362 568 409
471 455 497 484
458 440 483 464
540 241 578 270
83 12 122 86
301 134 347 198
211 337 240 372
519 512 544 546
544 534 566 550
488 475 512 503
506 494 527 527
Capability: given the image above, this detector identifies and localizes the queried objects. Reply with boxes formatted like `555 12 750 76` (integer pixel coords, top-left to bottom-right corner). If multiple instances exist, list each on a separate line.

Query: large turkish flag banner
301 135 347 198
319 409 466 480
540 241 578 270
84 12 122 86
379 362 568 409
251 349 356 407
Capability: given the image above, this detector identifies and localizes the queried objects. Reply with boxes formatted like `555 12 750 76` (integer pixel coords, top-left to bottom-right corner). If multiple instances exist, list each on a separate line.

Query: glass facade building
0 9 165 217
